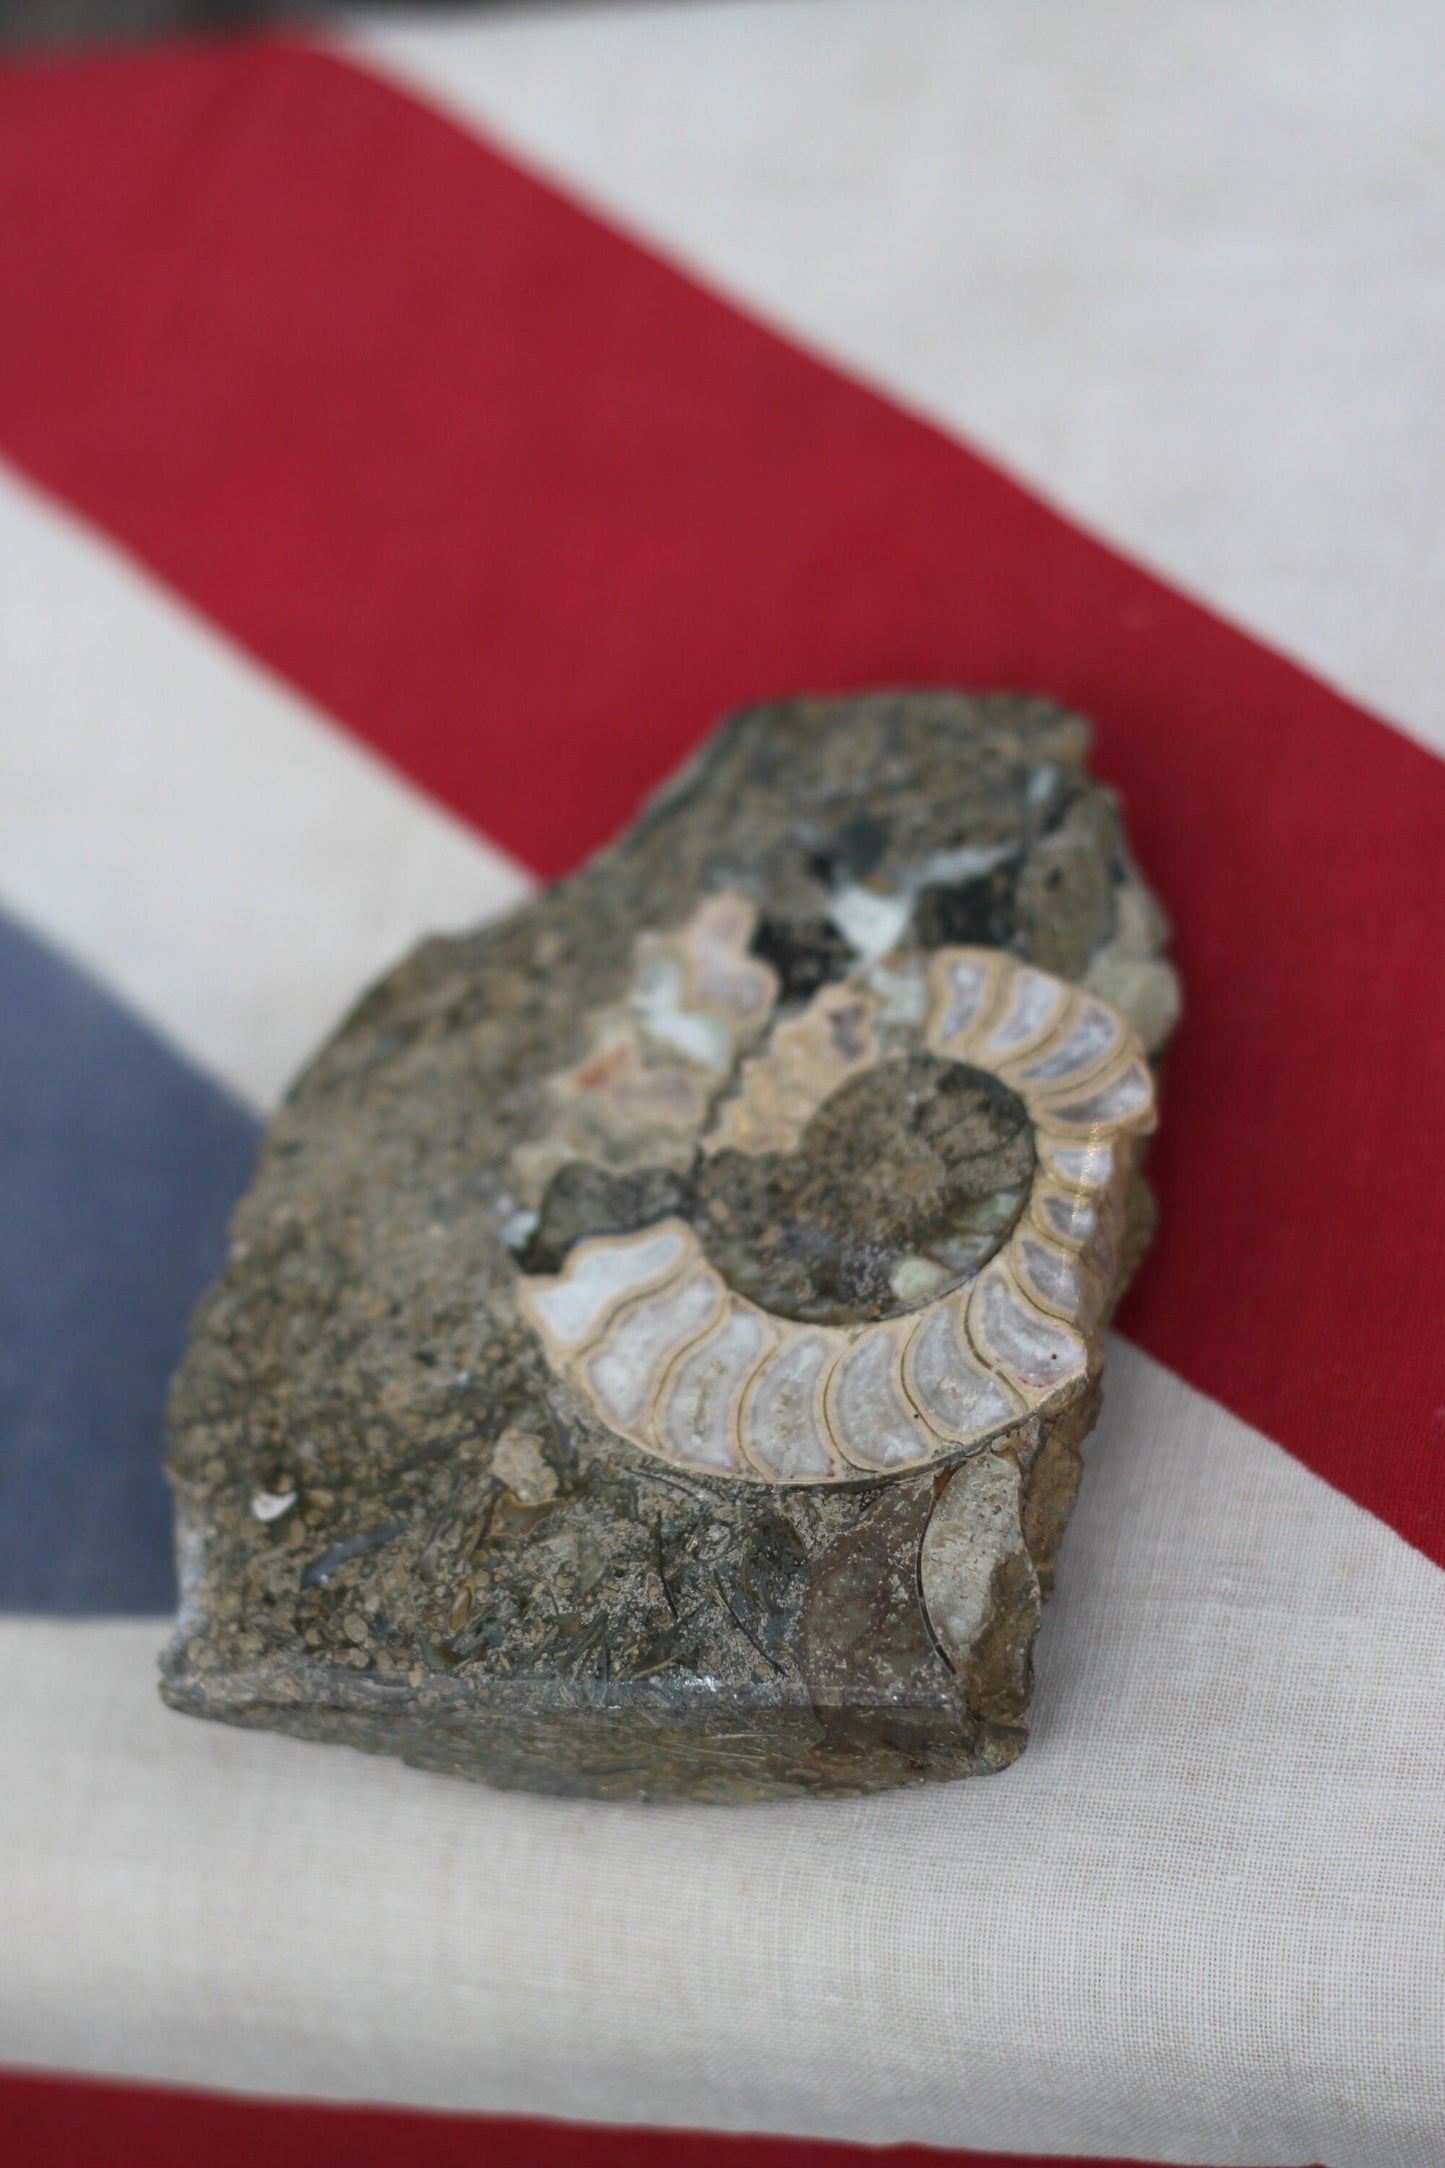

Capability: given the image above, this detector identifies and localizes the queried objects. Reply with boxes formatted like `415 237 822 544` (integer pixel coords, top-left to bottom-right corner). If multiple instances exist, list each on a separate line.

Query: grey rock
161 690 1177 1802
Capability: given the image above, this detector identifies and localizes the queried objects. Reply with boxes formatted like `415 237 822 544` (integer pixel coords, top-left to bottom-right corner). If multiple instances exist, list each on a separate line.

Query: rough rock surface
161 691 1178 1802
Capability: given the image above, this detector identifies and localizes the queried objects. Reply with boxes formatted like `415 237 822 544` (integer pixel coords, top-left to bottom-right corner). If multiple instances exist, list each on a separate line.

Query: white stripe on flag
352 0 1445 766
0 462 533 1109
2 1344 1440 2168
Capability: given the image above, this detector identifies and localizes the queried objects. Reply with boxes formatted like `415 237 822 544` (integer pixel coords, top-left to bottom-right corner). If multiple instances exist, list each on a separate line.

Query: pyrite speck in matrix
162 691 1179 1802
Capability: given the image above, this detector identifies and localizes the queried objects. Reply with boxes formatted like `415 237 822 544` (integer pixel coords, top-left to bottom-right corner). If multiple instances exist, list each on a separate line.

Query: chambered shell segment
518 937 1155 1485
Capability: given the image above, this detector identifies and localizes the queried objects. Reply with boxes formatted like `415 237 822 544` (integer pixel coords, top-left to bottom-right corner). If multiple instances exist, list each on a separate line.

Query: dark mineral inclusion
162 691 1179 1802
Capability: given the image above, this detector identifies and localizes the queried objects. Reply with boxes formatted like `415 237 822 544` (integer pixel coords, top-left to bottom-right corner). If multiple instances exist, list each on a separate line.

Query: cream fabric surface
359 0 1445 766
3 1347 1443 2166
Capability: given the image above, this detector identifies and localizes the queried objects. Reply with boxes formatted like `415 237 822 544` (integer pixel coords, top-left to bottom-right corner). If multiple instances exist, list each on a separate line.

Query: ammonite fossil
519 915 1154 1484
162 691 1178 1803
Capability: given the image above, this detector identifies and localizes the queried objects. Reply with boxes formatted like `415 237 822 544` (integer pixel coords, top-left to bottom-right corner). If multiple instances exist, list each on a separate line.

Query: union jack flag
2 11 1442 2168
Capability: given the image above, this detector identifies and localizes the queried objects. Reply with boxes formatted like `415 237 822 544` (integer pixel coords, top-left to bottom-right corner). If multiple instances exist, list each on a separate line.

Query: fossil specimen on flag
162 691 1178 1801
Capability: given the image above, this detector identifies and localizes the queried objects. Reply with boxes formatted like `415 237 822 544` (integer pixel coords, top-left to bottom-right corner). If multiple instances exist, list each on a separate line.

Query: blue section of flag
0 908 259 1614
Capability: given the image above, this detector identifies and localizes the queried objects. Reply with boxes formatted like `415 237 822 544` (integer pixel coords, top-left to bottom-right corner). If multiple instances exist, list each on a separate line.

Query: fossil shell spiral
518 942 1155 1483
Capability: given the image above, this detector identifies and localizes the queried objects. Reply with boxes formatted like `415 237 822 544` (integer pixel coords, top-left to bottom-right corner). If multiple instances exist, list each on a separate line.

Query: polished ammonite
520 919 1153 1481
161 691 1178 1802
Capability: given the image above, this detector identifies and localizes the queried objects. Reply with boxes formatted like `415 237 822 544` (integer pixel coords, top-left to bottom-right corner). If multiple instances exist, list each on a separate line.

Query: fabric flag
1 9 1441 2168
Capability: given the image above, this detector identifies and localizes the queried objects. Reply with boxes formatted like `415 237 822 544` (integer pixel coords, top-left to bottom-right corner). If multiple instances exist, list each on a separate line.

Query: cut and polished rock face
161 691 1179 1802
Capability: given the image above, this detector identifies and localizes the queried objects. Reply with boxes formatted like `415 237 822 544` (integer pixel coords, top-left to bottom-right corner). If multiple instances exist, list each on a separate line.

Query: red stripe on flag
0 2067 1295 2168
0 38 1441 1565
